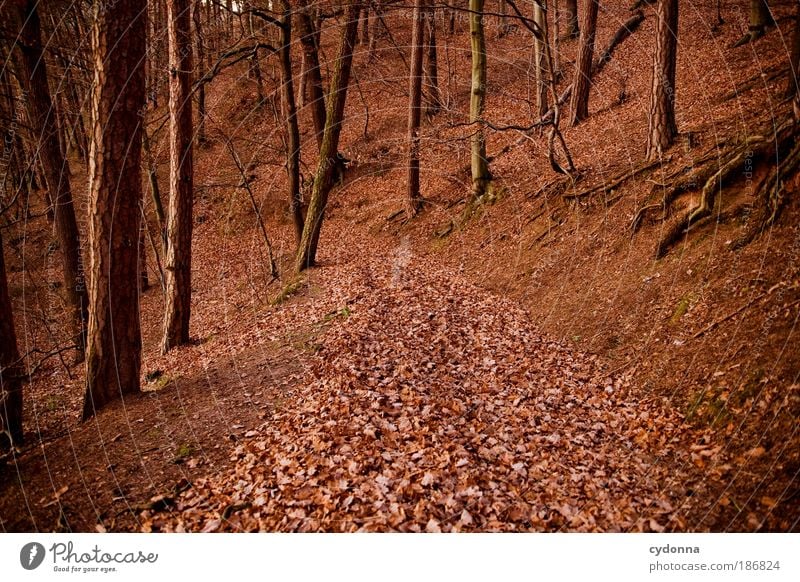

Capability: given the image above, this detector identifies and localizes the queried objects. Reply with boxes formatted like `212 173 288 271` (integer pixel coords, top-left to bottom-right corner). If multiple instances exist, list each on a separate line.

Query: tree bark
645 0 679 161
82 0 146 420
563 0 579 38
533 0 548 117
749 0 774 39
295 1 363 272
278 0 305 244
297 0 327 151
0 230 23 450
407 0 426 218
469 0 491 205
162 0 194 353
193 0 206 143
424 2 442 116
569 0 599 126
10 0 89 354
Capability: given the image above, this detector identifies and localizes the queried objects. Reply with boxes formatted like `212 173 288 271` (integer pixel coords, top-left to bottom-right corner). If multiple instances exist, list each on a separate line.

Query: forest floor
2 0 799 531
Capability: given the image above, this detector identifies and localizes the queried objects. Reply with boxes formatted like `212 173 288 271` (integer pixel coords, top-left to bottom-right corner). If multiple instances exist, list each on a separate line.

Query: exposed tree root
654 118 798 258
564 158 665 201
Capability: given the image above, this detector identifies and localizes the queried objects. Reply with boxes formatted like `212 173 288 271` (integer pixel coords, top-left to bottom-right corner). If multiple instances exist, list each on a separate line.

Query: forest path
140 233 715 532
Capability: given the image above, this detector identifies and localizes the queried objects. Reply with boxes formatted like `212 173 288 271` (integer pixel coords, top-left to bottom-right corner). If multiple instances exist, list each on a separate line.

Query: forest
0 0 798 533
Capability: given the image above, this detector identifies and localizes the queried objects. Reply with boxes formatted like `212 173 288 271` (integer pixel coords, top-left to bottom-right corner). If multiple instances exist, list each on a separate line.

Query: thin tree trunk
645 0 679 161
407 0 426 218
162 0 194 353
468 0 491 206
424 2 442 116
193 0 206 143
563 0 579 38
82 0 146 420
297 0 327 151
533 1 548 117
569 0 598 126
295 1 363 272
10 0 89 355
278 0 305 244
0 230 23 450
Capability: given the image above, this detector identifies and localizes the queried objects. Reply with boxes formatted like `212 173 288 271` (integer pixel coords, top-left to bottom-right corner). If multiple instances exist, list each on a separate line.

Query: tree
278 0 304 243
407 0 426 218
645 0 679 161
468 0 491 207
0 231 23 451
162 0 194 353
563 0 580 39
533 0 548 117
424 2 442 116
297 0 327 151
295 1 363 272
735 0 774 45
82 0 147 420
9 0 89 356
193 0 207 144
569 0 598 126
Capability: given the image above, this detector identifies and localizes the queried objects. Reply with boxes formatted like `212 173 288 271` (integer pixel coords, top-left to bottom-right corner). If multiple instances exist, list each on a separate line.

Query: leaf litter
140 241 708 532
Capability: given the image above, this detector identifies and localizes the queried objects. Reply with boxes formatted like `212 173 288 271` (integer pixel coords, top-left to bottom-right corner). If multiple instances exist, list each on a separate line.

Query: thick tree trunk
10 0 89 354
82 0 146 420
563 0 579 39
749 0 774 39
645 0 679 161
162 0 194 353
424 2 442 116
407 0 426 218
469 0 491 205
0 231 23 450
279 0 305 244
569 0 599 126
295 1 363 272
297 0 327 151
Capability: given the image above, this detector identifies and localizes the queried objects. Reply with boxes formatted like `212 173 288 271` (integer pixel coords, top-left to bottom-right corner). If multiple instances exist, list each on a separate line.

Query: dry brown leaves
140 242 704 532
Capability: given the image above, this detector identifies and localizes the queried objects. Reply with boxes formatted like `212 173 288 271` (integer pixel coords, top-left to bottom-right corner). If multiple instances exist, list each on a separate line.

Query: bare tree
82 0 147 419
0 230 23 451
162 0 195 353
407 0 426 217
278 0 304 243
9 0 89 356
645 0 679 160
468 0 491 207
569 0 599 126
295 1 363 271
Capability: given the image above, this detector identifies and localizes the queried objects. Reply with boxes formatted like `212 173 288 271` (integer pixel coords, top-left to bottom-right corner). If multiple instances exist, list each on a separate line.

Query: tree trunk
569 0 598 126
533 0 548 117
424 2 442 116
0 230 23 450
407 0 426 218
82 0 146 420
295 1 363 272
787 1 800 100
563 0 579 38
297 0 327 151
749 0 774 39
193 0 206 144
162 0 194 353
469 0 491 205
10 0 89 355
645 0 679 161
279 0 305 244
